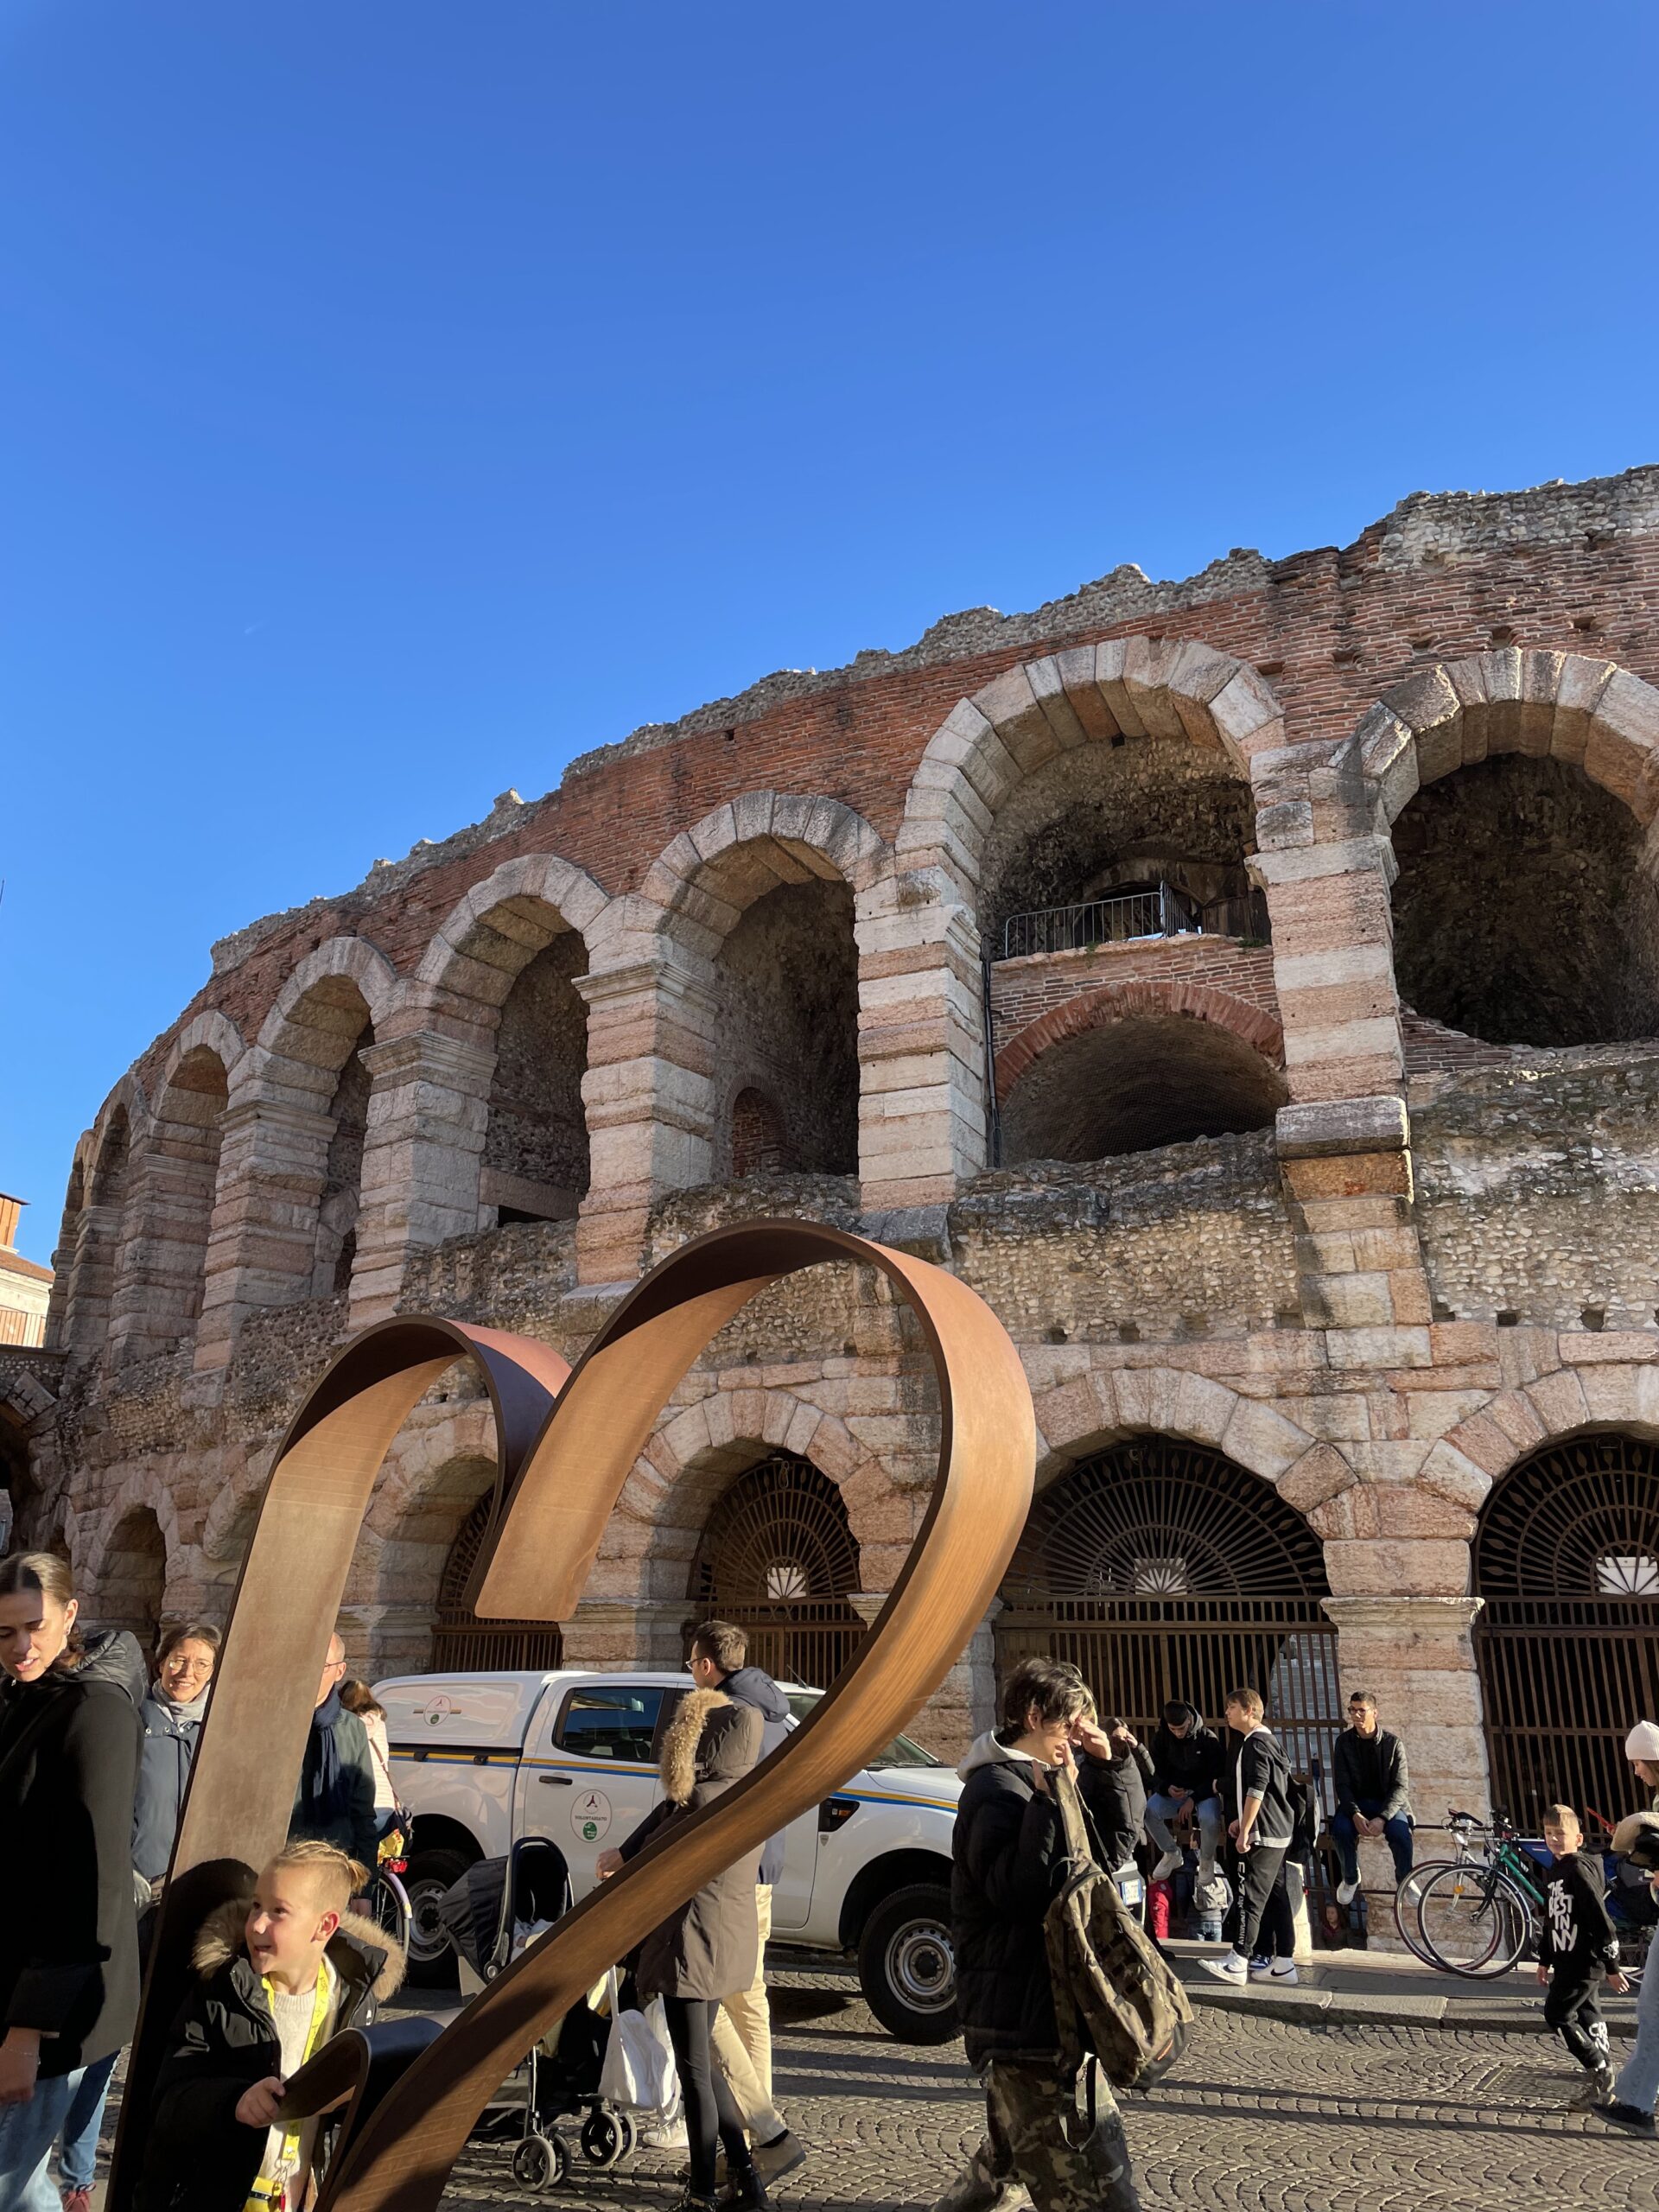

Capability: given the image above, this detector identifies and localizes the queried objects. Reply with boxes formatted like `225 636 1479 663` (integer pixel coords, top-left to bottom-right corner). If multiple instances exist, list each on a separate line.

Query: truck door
521 1682 666 1899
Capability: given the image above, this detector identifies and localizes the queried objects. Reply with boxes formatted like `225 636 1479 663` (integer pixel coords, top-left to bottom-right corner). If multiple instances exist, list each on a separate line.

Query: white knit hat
1624 1720 1659 1762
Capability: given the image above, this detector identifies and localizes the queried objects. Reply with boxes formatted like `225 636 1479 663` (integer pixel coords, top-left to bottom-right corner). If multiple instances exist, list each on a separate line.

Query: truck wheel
857 1883 958 2044
403 1845 472 1986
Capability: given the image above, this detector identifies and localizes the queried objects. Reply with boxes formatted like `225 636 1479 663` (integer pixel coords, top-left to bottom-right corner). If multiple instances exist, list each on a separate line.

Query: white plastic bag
597 1967 680 2116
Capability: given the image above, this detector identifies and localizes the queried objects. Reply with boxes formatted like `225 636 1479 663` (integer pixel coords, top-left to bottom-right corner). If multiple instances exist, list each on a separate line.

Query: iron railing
430 1607 565 1673
1476 1597 1659 1829
999 884 1268 962
686 1600 867 1693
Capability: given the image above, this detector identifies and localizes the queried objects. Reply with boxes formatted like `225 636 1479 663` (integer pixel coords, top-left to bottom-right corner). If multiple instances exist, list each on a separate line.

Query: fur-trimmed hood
658 1687 764 1805
192 1895 406 2002
1613 1809 1659 1872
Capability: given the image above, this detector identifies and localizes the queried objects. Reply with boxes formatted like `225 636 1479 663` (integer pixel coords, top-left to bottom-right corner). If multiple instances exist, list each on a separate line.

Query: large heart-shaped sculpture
110 1220 1036 2212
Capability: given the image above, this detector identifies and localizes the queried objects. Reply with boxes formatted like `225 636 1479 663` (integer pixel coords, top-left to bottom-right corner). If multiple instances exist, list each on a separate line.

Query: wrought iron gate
431 1490 566 1671
994 1438 1343 1779
689 1452 865 1689
1474 1433 1659 1828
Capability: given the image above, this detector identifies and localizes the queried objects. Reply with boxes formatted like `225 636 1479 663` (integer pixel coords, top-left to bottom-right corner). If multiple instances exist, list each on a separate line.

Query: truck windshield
783 1689 942 1770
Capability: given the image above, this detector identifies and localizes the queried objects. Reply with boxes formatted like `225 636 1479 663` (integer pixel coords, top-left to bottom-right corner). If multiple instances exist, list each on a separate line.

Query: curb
1181 1975 1638 2037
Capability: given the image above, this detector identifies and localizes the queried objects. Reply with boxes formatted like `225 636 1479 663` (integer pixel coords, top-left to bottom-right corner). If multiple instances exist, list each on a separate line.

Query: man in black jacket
1331 1690 1412 1904
1143 1700 1224 1883
1200 1688 1296 1986
934 1657 1141 2212
1075 1713 1154 1917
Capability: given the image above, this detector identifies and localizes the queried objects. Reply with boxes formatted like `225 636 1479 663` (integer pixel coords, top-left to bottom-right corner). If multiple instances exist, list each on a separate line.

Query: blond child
137 1840 404 2212
1537 1803 1627 2110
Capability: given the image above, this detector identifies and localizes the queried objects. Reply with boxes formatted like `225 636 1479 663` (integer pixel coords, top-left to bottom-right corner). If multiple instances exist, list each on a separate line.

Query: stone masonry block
1276 1096 1408 1158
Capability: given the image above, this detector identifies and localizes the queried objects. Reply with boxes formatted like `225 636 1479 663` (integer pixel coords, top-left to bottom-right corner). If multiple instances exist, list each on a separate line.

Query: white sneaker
639 2117 690 2151
1150 1849 1183 1882
1336 1878 1359 1906
1268 1961 1299 1984
1199 1953 1247 1982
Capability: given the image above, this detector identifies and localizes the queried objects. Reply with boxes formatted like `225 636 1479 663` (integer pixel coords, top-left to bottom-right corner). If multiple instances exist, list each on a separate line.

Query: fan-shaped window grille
689 1453 862 1689
431 1490 565 1672
1474 1433 1659 1826
995 1438 1338 1782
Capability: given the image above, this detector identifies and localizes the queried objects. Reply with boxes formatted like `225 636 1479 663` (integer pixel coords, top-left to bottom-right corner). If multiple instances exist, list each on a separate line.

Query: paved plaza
440 1978 1656 2212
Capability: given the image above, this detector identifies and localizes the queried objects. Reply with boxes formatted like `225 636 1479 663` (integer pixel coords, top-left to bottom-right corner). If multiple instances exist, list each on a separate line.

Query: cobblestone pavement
442 1980 1658 2212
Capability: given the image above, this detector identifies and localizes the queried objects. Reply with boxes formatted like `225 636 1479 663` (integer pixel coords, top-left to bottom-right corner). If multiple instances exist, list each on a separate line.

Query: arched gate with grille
431 1489 566 1671
1474 1432 1659 1827
689 1452 864 1689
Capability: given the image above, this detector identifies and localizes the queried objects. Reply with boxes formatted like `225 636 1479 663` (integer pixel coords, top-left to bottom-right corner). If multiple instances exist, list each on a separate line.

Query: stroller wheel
579 2107 630 2168
512 2133 569 2190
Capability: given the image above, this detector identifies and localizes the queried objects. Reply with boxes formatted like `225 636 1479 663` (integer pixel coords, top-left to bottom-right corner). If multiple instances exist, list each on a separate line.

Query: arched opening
1392 756 1659 1046
689 1452 864 1688
44 1159 85 1350
485 928 590 1224
714 880 858 1179
0 1407 29 1553
433 1488 565 1672
983 744 1264 961
95 1503 168 1656
1000 1013 1286 1165
139 1046 230 1351
314 1013 374 1297
1474 1432 1659 1826
995 1437 1338 1777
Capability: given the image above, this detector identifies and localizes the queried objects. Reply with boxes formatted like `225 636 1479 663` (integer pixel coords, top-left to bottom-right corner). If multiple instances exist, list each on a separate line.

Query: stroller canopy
440 1836 572 1977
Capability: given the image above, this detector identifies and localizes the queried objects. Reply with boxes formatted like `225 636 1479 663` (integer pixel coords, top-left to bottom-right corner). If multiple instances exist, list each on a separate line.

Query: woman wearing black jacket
0 1551 145 2211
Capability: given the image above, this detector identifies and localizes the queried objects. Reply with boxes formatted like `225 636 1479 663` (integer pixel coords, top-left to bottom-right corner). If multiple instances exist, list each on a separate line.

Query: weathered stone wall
485 931 590 1206
713 880 859 1178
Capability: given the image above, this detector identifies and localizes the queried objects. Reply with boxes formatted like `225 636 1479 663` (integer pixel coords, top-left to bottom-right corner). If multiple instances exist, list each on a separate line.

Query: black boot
670 2195 721 2212
718 2158 771 2211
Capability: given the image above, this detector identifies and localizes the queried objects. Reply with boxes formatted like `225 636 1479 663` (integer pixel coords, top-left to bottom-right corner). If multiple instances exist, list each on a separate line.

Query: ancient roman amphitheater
8 468 1659 1837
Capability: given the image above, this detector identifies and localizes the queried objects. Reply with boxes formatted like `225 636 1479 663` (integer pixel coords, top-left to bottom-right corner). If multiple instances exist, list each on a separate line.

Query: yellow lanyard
247 1957 334 2212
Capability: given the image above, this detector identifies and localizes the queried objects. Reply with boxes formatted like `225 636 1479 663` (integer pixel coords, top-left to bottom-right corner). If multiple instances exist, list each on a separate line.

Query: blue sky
3 1 1657 1264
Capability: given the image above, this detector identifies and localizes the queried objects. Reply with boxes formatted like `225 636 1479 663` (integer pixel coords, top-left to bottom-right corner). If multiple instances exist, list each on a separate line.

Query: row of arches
50 645 1659 1360
70 1420 1659 1834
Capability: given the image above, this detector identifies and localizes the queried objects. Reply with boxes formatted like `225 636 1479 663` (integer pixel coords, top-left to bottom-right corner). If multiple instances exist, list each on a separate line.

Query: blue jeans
1616 1932 1659 2113
1144 1790 1224 1866
1332 1802 1414 1885
59 2050 118 2190
0 2066 90 2212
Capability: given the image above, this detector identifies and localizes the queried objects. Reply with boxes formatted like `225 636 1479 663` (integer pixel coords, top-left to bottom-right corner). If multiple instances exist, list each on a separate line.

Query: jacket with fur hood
0 1627 146 2077
950 1730 1069 2069
135 1896 405 2212
719 1662 791 1886
618 1688 764 2001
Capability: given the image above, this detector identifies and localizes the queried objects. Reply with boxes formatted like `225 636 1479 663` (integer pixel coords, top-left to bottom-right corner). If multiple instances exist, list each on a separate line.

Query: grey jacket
133 1685 210 1885
620 1689 763 2001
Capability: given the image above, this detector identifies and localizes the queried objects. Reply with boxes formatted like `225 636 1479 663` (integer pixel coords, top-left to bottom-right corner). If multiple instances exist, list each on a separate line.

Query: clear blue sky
3 2 1656 1264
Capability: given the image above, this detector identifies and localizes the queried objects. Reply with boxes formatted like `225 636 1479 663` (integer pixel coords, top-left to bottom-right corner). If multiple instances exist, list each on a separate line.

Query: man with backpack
1200 1687 1298 1985
936 1657 1144 2212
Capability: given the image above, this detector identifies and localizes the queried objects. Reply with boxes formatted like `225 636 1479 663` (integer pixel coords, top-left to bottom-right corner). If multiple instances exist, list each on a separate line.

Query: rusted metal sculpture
110 1220 1037 2212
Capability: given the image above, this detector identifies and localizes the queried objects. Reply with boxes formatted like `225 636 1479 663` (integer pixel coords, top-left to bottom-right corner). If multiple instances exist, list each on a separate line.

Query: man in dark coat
0 1551 145 2210
935 1657 1141 2212
1074 1714 1154 1906
1330 1690 1412 1902
1144 1699 1224 1882
289 1632 378 1872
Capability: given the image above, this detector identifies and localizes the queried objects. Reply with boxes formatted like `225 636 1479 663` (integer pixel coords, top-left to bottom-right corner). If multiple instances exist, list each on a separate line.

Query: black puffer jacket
1077 1739 1154 1872
136 1897 405 2212
620 1688 763 2001
1148 1702 1224 1801
950 1732 1067 2069
0 1628 146 2076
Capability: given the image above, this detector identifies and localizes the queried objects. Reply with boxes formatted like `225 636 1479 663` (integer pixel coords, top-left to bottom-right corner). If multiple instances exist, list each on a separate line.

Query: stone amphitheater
8 465 1659 1839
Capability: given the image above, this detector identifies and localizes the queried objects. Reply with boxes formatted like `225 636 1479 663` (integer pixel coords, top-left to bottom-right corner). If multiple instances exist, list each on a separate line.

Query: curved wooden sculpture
110 1220 1036 2212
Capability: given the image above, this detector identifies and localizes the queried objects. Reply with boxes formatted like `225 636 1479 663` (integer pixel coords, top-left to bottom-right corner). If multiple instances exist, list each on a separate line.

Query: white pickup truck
378 1668 964 2043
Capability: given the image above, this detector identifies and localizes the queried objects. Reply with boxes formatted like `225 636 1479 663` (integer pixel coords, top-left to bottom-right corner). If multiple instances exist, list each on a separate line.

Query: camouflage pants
930 2063 1140 2212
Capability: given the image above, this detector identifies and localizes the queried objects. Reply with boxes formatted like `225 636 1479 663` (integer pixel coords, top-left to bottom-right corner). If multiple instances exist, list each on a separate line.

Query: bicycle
1395 1808 1545 1978
366 1857 414 1956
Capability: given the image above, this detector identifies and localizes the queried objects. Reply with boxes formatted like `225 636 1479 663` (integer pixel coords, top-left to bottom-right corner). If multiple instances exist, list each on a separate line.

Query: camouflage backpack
1043 1766 1193 2092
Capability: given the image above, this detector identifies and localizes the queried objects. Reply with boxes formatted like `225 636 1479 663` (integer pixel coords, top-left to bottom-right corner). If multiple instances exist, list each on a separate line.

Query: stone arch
1353 652 1659 1048
897 639 1284 899
641 793 891 961
43 1145 90 1351
1028 1365 1320 1505
255 935 400 1069
995 980 1287 1165
86 1484 175 1651
417 851 612 1007
1433 1362 1659 1513
67 1100 142 1355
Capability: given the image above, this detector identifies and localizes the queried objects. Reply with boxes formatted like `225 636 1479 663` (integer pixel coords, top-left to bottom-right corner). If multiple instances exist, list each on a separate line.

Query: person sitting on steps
1144 1699 1224 1885
1330 1690 1413 1906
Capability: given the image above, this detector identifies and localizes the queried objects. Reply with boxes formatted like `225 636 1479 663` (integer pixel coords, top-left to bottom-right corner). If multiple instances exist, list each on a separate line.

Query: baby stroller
438 1835 640 2190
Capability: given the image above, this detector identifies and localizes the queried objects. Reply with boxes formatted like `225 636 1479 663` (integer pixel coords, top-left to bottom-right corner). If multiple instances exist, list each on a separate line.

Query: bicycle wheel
1415 1861 1526 1977
370 1867 413 1955
1394 1860 1459 1967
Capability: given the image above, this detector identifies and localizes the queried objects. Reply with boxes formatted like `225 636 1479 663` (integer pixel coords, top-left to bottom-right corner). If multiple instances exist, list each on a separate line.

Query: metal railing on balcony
999 883 1267 962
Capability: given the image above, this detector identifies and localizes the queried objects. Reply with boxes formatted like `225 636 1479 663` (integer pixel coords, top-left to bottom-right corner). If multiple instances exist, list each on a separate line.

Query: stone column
1276 1096 1435 1359
563 1597 688 1672
855 874 986 1214
574 950 721 1288
194 1090 334 1370
1322 1594 1489 1898
106 1115 224 1365
66 1205 119 1354
350 1030 496 1324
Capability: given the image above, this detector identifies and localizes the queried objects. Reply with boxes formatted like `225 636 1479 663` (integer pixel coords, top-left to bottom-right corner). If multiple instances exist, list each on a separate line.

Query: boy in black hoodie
1537 1802 1626 2110
137 1839 404 2212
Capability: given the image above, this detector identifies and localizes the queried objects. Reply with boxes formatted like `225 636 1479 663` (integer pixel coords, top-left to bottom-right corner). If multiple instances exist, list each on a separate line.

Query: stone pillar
106 1116 225 1365
855 874 986 1212
1276 1096 1435 1362
575 950 720 1288
350 1030 496 1324
1321 1595 1490 1894
563 1597 687 1672
66 1205 119 1354
195 1090 334 1370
